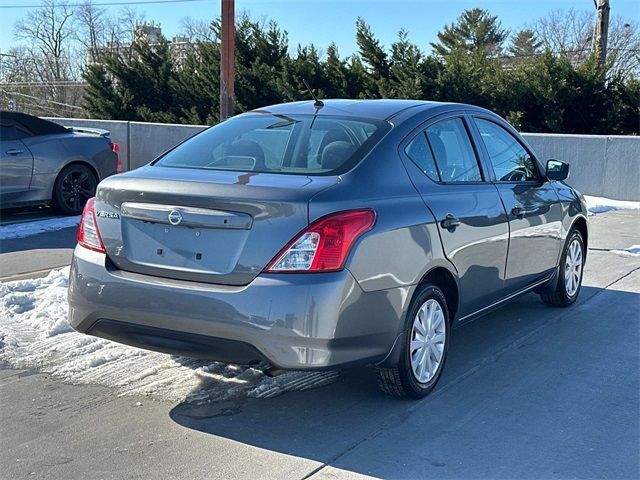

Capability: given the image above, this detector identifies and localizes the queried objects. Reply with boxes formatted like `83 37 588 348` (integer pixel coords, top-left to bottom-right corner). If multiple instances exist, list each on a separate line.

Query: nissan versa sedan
68 100 588 398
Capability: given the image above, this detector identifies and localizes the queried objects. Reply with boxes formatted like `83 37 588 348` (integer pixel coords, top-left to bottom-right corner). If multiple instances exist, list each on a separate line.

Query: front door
0 122 34 200
471 116 564 293
401 115 510 319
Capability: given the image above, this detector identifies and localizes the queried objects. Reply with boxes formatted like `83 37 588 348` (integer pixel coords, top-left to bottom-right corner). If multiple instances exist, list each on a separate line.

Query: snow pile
0 216 80 240
0 268 338 403
584 196 640 216
611 245 640 257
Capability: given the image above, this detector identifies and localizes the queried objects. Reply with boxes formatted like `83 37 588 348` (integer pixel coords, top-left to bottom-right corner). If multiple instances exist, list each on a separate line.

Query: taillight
77 197 106 253
110 142 122 173
265 209 375 273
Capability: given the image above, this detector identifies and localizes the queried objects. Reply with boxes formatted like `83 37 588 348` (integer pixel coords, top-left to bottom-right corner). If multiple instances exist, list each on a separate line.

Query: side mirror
546 159 569 182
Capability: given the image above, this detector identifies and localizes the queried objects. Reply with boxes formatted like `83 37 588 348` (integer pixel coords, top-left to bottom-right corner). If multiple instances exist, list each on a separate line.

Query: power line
0 88 83 109
0 0 208 8
0 81 86 86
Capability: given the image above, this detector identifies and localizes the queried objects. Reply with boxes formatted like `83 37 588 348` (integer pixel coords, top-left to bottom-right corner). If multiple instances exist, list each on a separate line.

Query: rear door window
424 118 483 183
404 132 440 182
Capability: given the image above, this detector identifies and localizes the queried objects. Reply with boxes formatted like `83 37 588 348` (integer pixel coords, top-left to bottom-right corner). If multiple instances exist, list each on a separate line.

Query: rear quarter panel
25 133 117 201
308 119 457 328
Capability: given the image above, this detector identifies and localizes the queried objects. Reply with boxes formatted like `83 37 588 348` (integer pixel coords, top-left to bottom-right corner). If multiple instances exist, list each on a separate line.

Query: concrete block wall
523 133 640 201
128 122 207 169
47 117 207 171
47 118 639 200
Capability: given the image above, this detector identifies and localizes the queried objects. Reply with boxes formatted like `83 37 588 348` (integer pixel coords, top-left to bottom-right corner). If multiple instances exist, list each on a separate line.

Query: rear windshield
154 113 390 175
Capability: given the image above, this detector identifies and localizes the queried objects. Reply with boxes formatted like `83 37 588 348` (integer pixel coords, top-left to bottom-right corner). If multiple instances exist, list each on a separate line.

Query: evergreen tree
356 17 391 97
83 62 124 120
508 29 542 57
431 8 508 57
82 13 639 135
173 39 220 124
323 43 349 98
389 29 423 98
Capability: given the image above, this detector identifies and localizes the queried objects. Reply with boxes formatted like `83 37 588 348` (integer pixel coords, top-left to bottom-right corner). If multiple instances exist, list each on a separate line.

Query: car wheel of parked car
376 283 450 398
541 229 585 307
53 164 98 215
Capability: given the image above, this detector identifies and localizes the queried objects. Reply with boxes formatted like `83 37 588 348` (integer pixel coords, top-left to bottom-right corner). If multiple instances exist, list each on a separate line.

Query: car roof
253 99 463 121
0 110 69 135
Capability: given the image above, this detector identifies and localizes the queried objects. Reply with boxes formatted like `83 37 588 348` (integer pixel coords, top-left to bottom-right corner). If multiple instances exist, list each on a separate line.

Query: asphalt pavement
0 209 638 479
0 207 77 281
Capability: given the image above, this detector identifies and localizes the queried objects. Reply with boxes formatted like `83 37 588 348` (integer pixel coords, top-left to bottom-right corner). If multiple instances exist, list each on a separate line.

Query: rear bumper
68 245 409 370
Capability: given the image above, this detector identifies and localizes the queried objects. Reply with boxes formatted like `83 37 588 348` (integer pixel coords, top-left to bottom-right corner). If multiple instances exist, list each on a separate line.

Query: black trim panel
86 319 271 366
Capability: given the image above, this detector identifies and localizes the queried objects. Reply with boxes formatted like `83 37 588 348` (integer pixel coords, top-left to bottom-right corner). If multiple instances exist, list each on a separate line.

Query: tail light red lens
78 197 106 253
110 142 122 173
265 209 375 273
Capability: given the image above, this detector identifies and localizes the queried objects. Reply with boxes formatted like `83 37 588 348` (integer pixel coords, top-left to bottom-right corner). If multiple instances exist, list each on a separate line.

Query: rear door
400 114 510 318
0 121 34 199
470 116 563 292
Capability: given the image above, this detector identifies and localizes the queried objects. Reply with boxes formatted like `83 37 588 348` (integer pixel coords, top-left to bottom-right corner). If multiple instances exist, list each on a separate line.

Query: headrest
321 141 357 170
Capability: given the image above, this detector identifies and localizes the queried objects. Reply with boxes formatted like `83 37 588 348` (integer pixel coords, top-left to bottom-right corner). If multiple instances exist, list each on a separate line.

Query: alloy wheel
60 168 96 213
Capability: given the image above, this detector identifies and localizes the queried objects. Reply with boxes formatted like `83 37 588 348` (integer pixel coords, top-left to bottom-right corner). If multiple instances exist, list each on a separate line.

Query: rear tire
376 283 450 399
52 164 98 215
541 229 585 307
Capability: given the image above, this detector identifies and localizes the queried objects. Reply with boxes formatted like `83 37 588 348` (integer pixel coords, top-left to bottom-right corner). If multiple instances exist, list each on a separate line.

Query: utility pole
593 0 610 67
220 0 235 120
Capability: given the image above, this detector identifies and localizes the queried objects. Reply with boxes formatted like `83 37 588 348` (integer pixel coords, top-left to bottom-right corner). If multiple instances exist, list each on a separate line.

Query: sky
0 0 639 56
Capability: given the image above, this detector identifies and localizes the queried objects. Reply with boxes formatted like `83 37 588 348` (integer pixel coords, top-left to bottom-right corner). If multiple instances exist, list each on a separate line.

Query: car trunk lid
94 165 338 285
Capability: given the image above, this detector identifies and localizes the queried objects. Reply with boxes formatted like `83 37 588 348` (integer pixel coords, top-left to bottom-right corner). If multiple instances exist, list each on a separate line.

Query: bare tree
607 16 640 80
76 1 108 64
14 0 78 83
531 8 639 78
179 17 215 43
531 9 593 62
118 7 147 44
12 0 85 112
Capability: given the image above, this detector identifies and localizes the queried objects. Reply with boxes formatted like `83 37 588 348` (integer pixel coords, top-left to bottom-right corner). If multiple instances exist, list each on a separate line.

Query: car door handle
6 148 23 155
440 214 461 230
512 205 526 217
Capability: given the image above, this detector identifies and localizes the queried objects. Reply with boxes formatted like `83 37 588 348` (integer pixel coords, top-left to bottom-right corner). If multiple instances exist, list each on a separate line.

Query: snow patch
610 245 640 257
584 196 640 216
0 268 338 403
0 216 81 240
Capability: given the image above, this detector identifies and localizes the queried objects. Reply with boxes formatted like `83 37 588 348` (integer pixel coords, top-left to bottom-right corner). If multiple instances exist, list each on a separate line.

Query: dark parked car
69 100 588 398
0 111 119 214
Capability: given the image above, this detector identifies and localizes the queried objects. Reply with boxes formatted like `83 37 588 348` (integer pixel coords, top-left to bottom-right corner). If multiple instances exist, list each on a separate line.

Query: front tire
541 229 585 307
52 164 98 215
376 283 450 399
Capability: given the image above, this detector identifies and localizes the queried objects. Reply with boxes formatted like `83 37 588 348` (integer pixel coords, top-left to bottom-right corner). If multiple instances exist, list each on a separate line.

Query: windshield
154 113 390 175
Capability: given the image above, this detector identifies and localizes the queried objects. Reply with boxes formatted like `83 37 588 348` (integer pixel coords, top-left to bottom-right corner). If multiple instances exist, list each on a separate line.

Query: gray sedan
0 111 119 214
68 100 588 398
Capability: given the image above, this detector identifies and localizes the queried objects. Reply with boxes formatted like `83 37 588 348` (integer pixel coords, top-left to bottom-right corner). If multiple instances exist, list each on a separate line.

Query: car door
0 121 34 200
400 114 510 319
470 115 563 293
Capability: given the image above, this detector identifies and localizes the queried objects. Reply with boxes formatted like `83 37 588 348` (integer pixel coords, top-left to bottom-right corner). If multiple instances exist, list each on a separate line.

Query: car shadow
0 206 77 254
168 285 639 477
0 227 77 254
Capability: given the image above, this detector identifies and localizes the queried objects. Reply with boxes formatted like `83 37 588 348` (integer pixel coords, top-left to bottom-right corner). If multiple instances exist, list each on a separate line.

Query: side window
474 118 538 182
425 118 483 182
14 122 33 139
404 132 439 182
0 124 18 141
1 122 31 141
